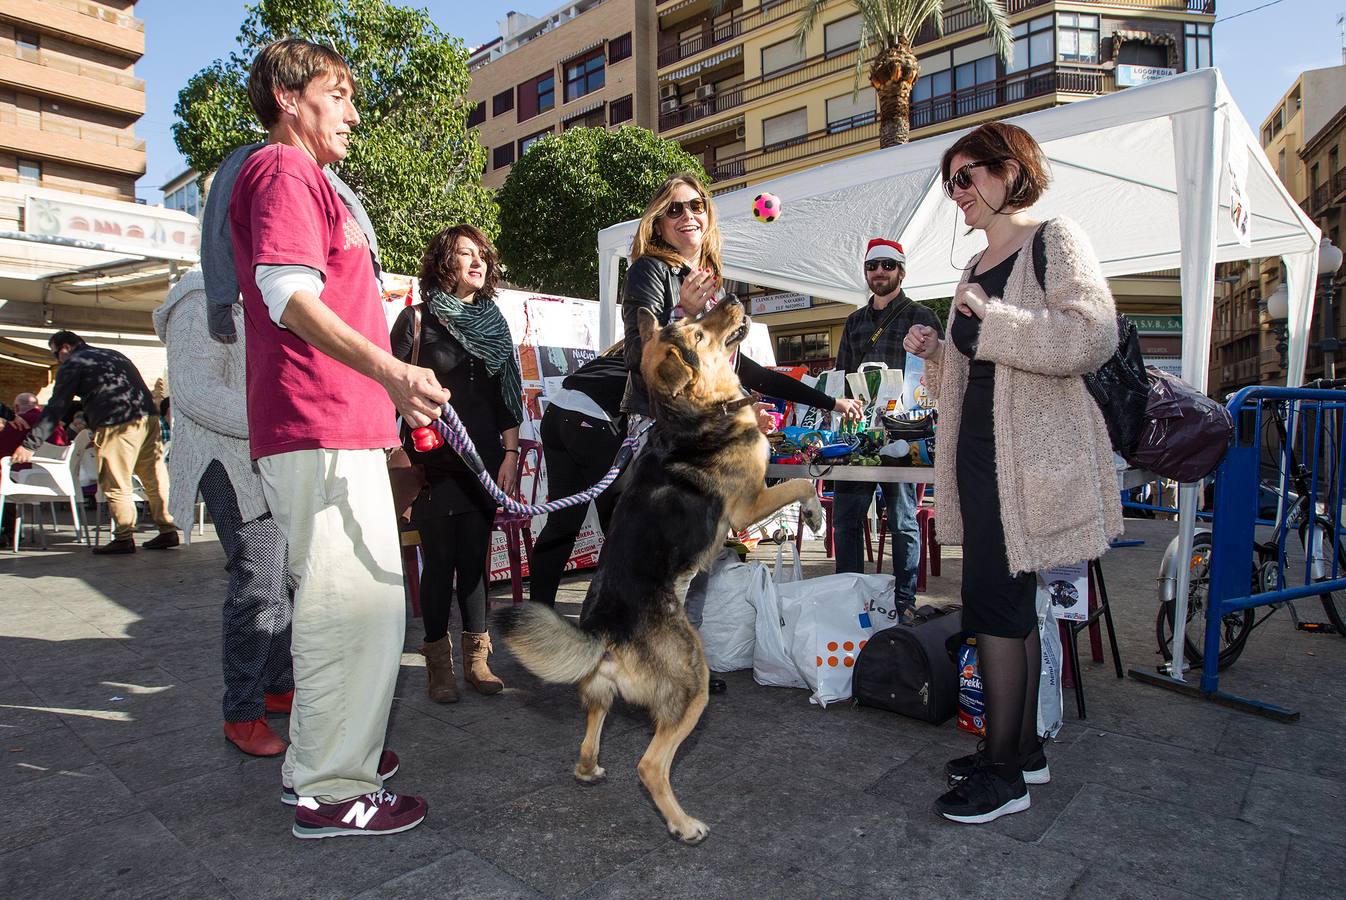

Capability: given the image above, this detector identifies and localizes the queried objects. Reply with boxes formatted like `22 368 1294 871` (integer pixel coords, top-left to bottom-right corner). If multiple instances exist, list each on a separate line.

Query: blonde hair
629 172 722 275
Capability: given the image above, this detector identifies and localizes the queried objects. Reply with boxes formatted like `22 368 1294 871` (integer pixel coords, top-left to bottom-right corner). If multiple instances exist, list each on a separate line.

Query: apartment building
1210 64 1346 396
467 0 658 189
652 0 1214 370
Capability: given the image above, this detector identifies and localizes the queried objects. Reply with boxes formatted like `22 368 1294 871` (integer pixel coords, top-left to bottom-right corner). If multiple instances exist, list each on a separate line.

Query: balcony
0 52 144 116
1308 167 1346 216
0 0 145 57
0 110 145 175
657 0 803 69
661 46 858 132
710 118 879 188
911 64 1111 130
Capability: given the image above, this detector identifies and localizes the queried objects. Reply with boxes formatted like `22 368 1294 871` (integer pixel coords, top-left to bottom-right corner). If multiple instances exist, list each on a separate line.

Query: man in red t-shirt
228 38 449 840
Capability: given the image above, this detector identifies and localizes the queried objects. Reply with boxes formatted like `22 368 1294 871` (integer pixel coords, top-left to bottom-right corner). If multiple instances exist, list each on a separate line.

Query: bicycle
1155 377 1346 671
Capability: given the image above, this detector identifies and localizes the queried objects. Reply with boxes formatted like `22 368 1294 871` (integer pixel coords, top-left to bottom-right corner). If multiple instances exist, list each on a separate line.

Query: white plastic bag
777 572 897 707
749 563 807 689
697 549 758 672
773 541 803 584
1037 589 1065 739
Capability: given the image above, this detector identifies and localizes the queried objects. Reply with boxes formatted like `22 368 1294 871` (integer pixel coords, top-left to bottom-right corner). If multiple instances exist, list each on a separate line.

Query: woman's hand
497 455 519 498
678 267 719 317
954 282 989 319
832 397 864 422
903 324 943 362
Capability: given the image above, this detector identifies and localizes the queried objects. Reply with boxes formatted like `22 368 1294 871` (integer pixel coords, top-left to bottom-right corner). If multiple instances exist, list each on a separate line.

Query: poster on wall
381 280 604 584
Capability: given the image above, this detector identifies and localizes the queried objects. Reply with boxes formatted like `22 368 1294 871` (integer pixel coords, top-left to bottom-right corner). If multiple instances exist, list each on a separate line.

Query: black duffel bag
853 605 962 724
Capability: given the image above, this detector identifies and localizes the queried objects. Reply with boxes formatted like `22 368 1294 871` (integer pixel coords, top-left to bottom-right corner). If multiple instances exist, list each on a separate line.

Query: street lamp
1265 284 1290 373
1318 237 1344 379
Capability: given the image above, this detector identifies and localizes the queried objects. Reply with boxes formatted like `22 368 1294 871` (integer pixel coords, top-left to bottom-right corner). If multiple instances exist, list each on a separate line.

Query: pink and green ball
753 193 781 222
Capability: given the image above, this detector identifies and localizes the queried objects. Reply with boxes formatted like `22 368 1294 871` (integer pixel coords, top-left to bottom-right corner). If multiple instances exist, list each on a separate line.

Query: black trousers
529 406 623 607
414 506 492 639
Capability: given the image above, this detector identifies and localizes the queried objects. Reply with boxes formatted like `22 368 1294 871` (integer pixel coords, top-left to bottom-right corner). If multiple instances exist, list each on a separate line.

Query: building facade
1209 64 1346 397
467 0 659 189
0 0 146 201
160 167 201 220
651 0 1214 370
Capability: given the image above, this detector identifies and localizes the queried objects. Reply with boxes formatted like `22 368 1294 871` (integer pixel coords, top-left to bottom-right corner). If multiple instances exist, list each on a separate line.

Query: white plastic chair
0 429 93 551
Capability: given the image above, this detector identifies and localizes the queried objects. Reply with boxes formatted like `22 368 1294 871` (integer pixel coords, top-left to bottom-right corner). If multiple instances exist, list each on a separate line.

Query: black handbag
852 605 962 724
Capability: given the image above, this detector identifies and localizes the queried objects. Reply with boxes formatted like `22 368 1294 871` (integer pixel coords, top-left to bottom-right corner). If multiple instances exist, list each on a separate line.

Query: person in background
391 224 522 704
11 331 177 554
832 239 943 600
0 392 70 546
154 269 296 758
905 121 1120 824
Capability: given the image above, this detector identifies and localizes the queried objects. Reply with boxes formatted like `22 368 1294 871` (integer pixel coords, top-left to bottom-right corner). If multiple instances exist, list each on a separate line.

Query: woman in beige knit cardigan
905 123 1122 825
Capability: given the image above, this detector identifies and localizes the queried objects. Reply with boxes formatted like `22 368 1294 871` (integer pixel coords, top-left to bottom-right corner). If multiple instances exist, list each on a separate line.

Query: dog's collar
718 394 759 416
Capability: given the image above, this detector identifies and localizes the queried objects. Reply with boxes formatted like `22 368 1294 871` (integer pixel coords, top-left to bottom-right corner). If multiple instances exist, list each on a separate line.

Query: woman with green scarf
390 224 524 703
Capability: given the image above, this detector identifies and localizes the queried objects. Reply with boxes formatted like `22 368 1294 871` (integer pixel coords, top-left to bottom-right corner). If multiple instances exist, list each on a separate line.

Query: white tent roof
597 68 1322 391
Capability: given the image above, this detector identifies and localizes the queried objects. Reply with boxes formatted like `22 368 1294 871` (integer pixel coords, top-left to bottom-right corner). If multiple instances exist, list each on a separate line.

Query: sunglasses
864 259 901 272
663 197 707 220
942 158 1008 198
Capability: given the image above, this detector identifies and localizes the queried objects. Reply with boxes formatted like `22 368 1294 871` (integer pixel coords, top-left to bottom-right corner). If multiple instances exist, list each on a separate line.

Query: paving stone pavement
1 515 1344 899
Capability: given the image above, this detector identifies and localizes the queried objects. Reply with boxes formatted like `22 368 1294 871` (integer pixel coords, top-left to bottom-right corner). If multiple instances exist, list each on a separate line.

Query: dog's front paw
801 497 825 533
669 816 709 845
574 764 607 785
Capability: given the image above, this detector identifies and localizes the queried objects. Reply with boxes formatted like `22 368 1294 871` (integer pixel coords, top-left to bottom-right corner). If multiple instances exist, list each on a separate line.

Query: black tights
977 626 1042 773
415 507 492 640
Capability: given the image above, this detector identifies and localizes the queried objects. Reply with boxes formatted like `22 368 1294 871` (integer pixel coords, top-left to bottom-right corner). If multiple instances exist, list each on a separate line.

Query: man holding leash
832 239 942 606
229 38 448 839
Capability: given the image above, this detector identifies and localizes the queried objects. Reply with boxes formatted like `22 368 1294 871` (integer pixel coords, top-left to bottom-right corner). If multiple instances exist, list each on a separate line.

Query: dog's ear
655 348 694 398
637 307 659 346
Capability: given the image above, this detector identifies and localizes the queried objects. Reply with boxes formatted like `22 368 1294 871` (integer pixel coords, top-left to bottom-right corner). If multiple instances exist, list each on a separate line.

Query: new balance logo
342 801 378 829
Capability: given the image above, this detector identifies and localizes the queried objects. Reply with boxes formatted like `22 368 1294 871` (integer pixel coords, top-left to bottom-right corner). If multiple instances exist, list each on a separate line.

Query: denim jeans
832 481 919 604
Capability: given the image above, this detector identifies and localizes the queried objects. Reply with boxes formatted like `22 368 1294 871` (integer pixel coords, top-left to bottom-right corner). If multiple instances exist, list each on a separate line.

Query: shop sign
1129 315 1181 334
750 292 811 315
23 193 200 260
1116 65 1176 88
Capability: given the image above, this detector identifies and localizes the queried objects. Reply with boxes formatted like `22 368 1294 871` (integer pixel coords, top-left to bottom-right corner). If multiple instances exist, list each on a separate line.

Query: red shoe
264 690 294 714
224 718 286 757
281 748 400 806
292 789 427 839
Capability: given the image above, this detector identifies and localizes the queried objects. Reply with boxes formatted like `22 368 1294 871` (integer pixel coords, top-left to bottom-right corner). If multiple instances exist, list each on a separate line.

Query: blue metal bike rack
1131 385 1346 721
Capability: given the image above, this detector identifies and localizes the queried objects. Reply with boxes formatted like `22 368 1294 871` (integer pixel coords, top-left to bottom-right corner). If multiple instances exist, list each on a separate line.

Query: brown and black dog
495 296 823 844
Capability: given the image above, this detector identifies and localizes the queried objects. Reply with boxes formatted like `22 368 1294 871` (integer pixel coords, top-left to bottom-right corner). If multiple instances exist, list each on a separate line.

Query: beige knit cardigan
926 216 1124 575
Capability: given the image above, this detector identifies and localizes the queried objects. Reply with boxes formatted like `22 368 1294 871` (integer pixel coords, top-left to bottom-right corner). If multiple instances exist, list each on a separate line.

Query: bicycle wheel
1155 532 1254 670
1303 517 1346 636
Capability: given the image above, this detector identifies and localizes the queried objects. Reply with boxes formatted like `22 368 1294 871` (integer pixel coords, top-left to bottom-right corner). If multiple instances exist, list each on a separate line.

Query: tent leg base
1127 667 1300 721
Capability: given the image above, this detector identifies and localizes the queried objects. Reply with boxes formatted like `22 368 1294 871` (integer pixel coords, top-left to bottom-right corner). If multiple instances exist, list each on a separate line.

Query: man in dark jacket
833 240 942 604
13 331 177 554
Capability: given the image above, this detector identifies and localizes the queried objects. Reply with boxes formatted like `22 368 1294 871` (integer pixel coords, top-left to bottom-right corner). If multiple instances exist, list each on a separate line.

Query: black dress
949 252 1038 639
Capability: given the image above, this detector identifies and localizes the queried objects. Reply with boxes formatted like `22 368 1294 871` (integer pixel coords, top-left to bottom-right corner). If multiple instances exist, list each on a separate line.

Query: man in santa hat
832 238 943 597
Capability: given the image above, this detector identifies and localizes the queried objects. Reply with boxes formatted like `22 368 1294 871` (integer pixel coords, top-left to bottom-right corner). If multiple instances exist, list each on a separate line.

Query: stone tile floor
0 516 1343 899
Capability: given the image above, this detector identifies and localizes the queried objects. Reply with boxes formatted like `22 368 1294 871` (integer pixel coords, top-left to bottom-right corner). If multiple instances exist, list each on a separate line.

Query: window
609 32 632 63
565 49 605 103
1331 146 1340 174
517 71 554 121
17 158 41 184
824 14 861 57
1312 163 1321 188
761 37 806 77
911 66 953 127
466 100 485 128
776 331 830 362
1007 15 1053 73
539 74 555 112
954 55 998 116
564 106 606 129
1057 13 1099 64
493 144 515 170
519 127 551 157
493 89 514 116
1184 23 1211 71
1278 149 1286 183
763 107 808 149
15 30 39 52
609 94 633 124
1117 41 1168 67
826 87 876 133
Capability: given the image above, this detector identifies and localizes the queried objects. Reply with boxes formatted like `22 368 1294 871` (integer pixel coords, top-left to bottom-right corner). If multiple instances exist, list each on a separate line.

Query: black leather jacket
620 255 687 416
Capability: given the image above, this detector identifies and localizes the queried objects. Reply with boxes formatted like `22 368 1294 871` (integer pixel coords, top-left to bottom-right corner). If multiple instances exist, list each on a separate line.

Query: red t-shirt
229 144 397 459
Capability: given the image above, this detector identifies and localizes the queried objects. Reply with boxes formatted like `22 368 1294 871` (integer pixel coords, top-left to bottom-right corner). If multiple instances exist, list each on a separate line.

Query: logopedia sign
750 292 812 315
1116 65 1176 88
23 192 200 261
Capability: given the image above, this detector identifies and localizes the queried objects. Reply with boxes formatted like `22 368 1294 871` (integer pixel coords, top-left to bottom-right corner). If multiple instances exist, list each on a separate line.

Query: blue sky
132 0 1343 203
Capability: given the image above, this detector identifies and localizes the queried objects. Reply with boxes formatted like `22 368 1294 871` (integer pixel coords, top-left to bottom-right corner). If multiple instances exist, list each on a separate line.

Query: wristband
504 448 520 454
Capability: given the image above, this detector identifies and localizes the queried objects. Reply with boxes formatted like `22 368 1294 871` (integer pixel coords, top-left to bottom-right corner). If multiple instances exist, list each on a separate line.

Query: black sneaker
935 763 1031 824
945 740 1050 785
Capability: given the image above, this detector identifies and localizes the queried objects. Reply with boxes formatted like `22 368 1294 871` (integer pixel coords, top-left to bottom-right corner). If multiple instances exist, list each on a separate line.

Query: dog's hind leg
636 684 710 845
575 672 616 784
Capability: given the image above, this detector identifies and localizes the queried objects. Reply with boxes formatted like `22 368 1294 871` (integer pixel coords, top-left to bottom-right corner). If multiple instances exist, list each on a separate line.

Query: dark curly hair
941 122 1050 211
419 224 500 301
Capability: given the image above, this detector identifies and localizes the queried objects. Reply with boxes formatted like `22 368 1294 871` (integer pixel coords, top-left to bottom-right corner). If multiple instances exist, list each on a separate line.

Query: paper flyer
1037 562 1089 622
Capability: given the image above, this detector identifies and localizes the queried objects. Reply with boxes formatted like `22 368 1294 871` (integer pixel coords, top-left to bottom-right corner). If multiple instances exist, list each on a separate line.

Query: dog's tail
493 604 606 684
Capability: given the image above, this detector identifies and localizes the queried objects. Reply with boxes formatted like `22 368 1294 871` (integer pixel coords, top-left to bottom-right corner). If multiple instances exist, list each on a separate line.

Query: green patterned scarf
424 287 524 425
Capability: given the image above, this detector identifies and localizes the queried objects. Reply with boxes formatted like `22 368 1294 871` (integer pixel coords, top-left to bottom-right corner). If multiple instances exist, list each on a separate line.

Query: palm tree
797 0 1013 148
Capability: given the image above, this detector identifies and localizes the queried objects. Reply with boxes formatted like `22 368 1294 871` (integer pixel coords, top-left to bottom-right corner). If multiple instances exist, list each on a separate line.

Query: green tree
173 0 496 274
496 126 706 299
796 0 1012 148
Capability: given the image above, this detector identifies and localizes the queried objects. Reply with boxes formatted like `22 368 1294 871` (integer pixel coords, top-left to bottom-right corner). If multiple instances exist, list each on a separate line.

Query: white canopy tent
596 67 1323 682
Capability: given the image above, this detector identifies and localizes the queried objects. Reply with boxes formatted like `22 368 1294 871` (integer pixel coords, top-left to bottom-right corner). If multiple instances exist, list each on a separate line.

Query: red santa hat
865 238 906 264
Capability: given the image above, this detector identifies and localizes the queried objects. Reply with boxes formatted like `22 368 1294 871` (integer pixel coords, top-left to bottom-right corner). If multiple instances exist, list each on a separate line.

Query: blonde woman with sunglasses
903 122 1121 825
